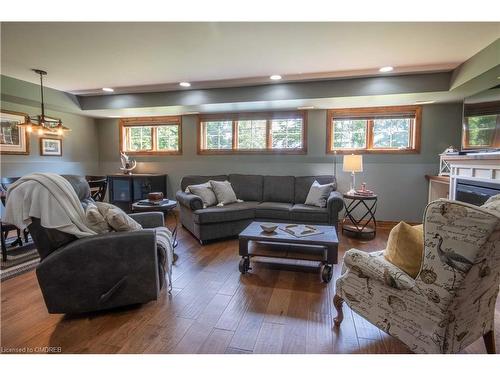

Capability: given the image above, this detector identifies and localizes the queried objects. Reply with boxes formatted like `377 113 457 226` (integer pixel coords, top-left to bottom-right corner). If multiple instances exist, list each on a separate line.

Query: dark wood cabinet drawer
107 174 167 212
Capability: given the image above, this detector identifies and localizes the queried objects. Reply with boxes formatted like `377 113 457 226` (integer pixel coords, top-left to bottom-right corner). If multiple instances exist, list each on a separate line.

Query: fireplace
444 154 500 204
455 178 500 206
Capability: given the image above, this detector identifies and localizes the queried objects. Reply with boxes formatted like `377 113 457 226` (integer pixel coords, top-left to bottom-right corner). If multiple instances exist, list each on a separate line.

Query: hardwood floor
1 220 498 354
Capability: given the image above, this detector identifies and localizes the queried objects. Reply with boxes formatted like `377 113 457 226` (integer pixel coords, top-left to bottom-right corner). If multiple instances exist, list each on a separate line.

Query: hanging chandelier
20 69 71 136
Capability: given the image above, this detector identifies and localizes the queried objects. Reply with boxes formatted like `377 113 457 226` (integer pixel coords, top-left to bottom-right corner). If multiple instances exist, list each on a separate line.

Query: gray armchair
28 175 168 314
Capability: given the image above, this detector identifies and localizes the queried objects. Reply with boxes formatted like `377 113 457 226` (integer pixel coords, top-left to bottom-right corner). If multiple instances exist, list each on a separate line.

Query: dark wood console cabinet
107 174 167 212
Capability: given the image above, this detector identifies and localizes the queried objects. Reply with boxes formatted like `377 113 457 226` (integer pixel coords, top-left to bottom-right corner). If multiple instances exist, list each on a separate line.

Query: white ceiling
1 22 499 94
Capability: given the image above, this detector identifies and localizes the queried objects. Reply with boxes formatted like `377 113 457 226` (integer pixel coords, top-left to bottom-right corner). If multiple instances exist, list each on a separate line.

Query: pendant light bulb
57 128 63 136
37 128 44 136
26 125 33 133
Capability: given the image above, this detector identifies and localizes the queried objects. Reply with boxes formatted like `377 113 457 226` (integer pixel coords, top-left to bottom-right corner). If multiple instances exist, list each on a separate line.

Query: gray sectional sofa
176 174 344 243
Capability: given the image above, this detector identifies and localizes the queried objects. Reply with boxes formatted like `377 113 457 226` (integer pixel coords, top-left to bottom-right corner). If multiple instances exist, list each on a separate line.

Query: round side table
342 193 378 239
131 199 179 249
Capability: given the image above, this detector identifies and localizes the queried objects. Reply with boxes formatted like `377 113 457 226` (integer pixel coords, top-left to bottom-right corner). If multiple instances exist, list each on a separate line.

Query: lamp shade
343 154 363 173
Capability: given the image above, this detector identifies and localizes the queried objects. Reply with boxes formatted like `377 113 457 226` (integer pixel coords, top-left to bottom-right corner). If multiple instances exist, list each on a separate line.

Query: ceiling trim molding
78 72 453 111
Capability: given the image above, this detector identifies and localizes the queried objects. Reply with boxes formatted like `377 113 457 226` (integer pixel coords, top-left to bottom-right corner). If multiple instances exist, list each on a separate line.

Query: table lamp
343 154 363 194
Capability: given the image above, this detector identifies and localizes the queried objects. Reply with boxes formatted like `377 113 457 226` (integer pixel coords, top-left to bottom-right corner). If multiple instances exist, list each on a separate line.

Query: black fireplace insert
455 179 500 206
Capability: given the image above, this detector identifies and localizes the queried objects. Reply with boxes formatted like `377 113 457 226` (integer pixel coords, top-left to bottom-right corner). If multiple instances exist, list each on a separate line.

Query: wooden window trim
119 115 182 156
326 105 422 154
197 111 307 155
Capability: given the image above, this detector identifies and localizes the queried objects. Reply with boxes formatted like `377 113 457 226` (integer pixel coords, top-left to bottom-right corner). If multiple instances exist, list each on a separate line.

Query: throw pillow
85 202 111 234
384 221 424 278
209 180 238 205
95 202 142 232
412 224 423 232
186 182 218 208
304 180 334 208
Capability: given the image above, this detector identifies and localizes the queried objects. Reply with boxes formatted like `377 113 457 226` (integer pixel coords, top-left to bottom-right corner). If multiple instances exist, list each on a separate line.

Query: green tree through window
199 113 306 153
157 125 179 151
121 116 181 154
128 126 152 151
237 120 266 149
328 106 420 153
372 118 411 148
465 115 497 147
205 121 233 149
332 120 367 149
271 119 303 148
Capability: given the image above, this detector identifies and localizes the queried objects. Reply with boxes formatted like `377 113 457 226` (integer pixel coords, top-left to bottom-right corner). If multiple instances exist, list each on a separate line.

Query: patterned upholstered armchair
334 199 500 354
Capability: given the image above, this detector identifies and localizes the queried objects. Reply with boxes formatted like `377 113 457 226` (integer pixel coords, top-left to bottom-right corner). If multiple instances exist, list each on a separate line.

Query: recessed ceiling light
102 87 114 92
379 66 394 73
270 75 282 80
297 106 315 110
183 112 199 115
179 82 191 87
415 100 436 105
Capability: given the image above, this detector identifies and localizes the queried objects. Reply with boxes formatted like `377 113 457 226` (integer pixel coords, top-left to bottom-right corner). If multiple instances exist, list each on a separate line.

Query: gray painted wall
0 100 100 176
97 103 462 222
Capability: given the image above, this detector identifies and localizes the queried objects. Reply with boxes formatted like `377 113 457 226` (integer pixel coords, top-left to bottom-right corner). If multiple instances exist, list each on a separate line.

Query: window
270 118 303 149
462 101 500 149
198 111 307 154
206 121 233 150
326 106 421 154
120 116 182 155
237 120 266 149
332 120 367 149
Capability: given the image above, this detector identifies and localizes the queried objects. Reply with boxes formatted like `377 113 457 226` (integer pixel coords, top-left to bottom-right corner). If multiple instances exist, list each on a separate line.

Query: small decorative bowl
260 223 278 233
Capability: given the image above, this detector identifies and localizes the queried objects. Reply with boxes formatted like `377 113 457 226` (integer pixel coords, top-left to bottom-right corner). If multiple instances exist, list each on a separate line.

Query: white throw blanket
2 173 96 237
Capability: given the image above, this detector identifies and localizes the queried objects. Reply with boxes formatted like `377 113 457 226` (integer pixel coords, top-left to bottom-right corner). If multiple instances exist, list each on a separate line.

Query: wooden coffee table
238 221 339 283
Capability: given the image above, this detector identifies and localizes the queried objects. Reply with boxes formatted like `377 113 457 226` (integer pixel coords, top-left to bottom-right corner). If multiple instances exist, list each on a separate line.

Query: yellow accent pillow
384 222 424 278
412 224 423 232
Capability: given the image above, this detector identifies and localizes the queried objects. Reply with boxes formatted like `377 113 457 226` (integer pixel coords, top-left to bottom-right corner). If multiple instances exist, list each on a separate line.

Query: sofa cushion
255 202 292 220
263 176 295 203
229 174 263 201
95 202 143 232
294 176 337 204
210 180 238 205
290 204 329 223
181 175 228 191
85 201 111 234
193 201 259 224
305 180 334 208
185 182 217 208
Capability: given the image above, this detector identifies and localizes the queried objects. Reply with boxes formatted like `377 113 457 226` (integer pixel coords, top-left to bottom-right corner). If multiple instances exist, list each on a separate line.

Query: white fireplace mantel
443 154 500 200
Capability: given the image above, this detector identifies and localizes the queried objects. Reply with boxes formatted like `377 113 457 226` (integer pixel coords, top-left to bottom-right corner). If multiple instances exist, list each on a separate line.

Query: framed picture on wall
40 137 62 156
0 110 30 155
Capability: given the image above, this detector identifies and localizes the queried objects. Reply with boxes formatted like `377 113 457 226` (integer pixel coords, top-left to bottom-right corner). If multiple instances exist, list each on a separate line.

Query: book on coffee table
279 224 323 238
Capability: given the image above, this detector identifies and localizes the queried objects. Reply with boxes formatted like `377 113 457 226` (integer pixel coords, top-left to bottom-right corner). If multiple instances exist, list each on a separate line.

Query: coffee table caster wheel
321 264 333 283
239 257 250 274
